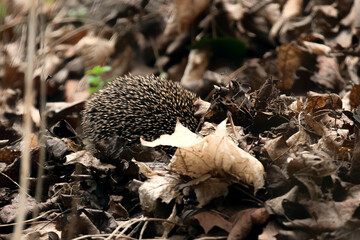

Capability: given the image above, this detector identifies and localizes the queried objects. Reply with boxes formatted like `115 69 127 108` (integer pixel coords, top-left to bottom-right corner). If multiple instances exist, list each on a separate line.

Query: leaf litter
1 0 360 239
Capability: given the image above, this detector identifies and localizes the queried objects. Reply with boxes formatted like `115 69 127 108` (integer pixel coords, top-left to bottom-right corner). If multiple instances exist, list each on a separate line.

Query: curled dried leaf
74 35 115 70
142 119 265 192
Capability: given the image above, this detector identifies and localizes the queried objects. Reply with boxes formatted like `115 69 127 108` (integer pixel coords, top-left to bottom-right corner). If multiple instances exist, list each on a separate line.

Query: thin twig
106 217 143 240
12 1 36 239
73 233 136 240
0 209 57 228
0 171 32 198
139 221 148 240
34 0 48 218
195 236 227 240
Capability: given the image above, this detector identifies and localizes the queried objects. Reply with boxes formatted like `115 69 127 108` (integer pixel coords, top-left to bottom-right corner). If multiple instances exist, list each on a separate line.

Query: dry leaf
192 178 229 207
286 128 307 150
108 197 129 219
223 2 244 21
192 211 232 234
350 128 360 183
22 222 61 240
34 53 62 79
264 136 289 165
228 208 270 240
174 0 211 31
16 102 41 127
276 43 303 91
312 5 338 18
341 0 360 27
304 114 325 136
270 0 303 39
350 85 360 109
65 150 115 172
181 49 210 88
142 119 265 192
258 221 280 240
302 41 331 55
133 160 163 178
305 92 342 113
162 205 180 238
74 35 115 70
141 120 201 148
265 186 299 216
3 42 26 89
283 199 360 232
345 56 360 85
138 174 181 213
263 3 281 25
312 56 345 90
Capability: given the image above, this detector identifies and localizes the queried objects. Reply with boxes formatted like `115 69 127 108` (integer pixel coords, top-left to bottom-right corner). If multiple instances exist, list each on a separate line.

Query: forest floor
1 0 360 239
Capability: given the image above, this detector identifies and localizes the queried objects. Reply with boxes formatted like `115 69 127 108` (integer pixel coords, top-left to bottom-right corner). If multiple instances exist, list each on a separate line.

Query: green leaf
159 72 168 79
86 65 112 75
102 66 112 72
86 66 100 75
68 7 87 19
87 76 100 85
89 87 99 93
99 81 105 89
87 66 112 93
93 66 103 74
0 3 6 20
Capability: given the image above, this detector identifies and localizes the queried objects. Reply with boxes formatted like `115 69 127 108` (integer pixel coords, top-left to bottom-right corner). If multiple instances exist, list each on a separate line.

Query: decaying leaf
350 85 360 109
266 186 299 216
162 204 180 238
138 174 181 213
142 119 265 192
192 178 229 207
192 211 232 234
74 35 115 70
311 56 345 90
174 0 211 31
133 160 163 178
276 43 303 91
228 208 270 240
22 222 61 240
302 41 331 55
65 150 115 172
181 49 210 88
258 221 281 240
305 92 342 113
223 1 245 21
269 0 303 39
264 135 289 165
283 199 360 232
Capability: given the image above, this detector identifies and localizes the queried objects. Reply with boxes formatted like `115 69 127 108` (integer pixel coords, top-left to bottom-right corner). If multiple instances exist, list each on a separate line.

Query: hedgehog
82 74 200 158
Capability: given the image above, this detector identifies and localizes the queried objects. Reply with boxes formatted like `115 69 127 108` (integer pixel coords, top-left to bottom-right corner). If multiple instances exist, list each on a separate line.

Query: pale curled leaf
142 120 265 192
65 150 115 172
181 49 210 87
192 211 232 234
174 0 211 31
302 41 331 55
138 175 181 213
193 178 229 207
133 160 162 178
223 2 244 21
74 35 115 70
141 120 202 147
269 0 303 39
